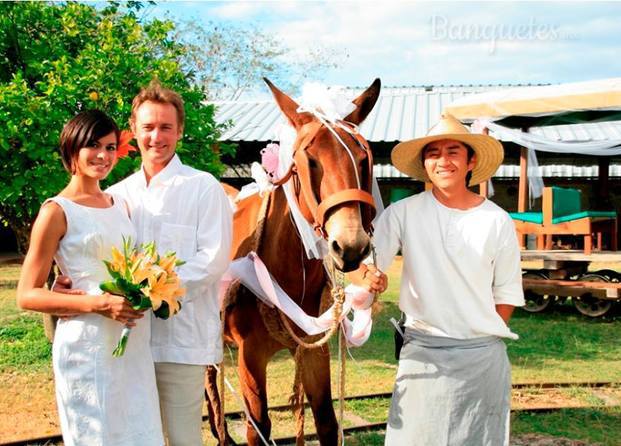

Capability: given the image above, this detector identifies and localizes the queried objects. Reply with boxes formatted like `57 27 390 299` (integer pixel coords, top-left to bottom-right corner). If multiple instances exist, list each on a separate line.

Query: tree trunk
43 314 57 342
11 222 31 255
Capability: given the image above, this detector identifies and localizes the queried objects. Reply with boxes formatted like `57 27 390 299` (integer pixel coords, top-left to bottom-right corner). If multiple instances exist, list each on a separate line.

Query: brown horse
208 78 381 445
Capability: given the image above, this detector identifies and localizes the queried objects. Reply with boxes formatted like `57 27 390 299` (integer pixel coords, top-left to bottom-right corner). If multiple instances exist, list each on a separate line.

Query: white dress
48 196 164 446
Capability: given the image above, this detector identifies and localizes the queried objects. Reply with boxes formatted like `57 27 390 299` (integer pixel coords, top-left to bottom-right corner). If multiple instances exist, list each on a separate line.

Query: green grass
512 407 621 446
343 431 385 445
2 262 621 445
0 264 21 283
342 408 621 446
508 306 621 383
344 397 391 423
0 288 52 373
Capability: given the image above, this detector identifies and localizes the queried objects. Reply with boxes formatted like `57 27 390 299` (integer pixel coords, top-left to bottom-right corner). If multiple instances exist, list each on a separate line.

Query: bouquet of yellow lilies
100 237 185 356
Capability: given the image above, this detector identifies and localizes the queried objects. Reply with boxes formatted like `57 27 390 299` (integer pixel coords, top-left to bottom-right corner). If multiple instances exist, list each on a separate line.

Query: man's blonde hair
130 79 185 129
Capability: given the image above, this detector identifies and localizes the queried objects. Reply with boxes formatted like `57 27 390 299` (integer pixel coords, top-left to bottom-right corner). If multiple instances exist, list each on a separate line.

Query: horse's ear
264 78 312 129
344 78 381 125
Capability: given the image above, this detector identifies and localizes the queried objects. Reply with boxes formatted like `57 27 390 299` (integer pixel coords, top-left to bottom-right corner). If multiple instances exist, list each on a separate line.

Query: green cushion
510 212 543 224
552 186 582 217
552 211 617 224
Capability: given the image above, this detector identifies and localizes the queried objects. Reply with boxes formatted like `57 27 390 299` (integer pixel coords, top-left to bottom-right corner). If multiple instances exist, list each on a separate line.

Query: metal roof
214 84 621 145
214 84 526 143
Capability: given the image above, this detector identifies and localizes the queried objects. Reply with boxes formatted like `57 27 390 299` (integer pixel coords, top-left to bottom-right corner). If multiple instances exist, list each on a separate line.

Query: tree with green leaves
0 2 234 252
176 20 341 100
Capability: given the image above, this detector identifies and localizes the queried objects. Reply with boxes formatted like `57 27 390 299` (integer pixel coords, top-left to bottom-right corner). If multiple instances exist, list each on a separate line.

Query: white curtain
527 148 545 208
485 121 621 155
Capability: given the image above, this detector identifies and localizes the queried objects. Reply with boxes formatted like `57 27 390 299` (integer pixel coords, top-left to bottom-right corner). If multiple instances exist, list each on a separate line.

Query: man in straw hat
357 113 524 445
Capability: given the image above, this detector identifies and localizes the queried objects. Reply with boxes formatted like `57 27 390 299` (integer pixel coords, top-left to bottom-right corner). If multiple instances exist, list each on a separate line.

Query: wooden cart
445 80 621 318
520 250 621 317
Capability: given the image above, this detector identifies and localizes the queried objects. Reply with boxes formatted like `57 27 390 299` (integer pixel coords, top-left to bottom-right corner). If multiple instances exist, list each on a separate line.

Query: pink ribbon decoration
260 143 280 179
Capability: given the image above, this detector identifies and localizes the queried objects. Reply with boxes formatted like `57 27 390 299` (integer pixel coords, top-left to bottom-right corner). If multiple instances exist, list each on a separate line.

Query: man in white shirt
357 114 524 446
107 81 232 445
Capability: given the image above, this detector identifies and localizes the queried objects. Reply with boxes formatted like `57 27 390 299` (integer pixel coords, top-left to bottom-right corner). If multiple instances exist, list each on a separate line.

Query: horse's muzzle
329 235 371 272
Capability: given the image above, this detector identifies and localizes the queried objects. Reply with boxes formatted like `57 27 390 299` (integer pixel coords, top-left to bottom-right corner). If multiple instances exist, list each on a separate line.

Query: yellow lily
158 254 178 276
144 272 185 314
131 258 155 285
109 245 127 273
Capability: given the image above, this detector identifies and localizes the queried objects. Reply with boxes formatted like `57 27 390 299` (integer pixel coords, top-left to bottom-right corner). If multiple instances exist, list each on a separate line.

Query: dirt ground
510 434 594 446
1 371 618 445
0 372 59 442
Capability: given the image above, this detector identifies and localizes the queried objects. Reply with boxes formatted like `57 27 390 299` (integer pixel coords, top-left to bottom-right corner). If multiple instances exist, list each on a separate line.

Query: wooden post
518 146 529 212
597 157 610 210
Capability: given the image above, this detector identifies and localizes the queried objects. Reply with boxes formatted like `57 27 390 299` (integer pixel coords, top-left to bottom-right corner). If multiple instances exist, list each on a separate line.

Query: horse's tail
205 364 235 445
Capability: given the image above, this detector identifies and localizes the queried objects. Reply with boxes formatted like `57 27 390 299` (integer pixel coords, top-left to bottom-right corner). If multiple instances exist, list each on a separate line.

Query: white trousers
155 362 206 446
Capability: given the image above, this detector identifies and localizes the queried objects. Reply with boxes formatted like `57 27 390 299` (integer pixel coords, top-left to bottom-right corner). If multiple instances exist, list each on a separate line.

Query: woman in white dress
17 110 164 446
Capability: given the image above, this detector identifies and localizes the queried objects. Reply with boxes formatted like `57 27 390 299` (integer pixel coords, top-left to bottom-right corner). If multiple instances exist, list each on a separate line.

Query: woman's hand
93 293 144 327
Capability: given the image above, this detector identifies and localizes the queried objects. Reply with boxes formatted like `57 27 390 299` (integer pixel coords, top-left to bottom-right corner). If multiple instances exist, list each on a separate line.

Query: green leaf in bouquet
161 250 185 267
103 260 124 281
132 294 153 311
117 276 142 294
100 280 125 296
124 290 142 307
153 300 170 320
121 236 134 278
142 241 156 259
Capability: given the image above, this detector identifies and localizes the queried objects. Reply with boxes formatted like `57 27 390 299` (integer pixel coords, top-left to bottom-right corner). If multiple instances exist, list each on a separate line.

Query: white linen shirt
108 154 233 364
373 190 524 340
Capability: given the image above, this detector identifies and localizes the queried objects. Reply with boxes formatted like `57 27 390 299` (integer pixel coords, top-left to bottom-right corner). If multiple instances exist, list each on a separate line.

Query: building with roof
214 83 621 211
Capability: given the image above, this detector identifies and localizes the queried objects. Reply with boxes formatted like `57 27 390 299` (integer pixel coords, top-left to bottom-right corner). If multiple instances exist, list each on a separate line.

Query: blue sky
145 1 621 94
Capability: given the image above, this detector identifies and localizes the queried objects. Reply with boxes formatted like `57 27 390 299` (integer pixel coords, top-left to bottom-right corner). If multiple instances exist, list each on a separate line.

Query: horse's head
265 78 381 272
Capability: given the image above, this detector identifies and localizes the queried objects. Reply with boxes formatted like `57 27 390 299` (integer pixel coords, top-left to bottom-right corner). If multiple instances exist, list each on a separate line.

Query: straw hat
391 114 504 186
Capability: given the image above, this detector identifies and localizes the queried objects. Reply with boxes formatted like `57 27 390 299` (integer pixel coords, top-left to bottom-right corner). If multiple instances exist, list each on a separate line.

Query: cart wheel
522 271 555 313
573 273 613 317
594 269 621 283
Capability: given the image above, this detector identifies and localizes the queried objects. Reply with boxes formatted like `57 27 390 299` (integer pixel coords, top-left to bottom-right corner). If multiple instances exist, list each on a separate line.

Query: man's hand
363 264 388 294
495 304 515 324
52 275 85 295
52 275 85 318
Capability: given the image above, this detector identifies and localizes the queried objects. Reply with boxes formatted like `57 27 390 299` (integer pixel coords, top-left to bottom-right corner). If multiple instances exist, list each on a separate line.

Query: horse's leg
205 365 235 445
227 298 280 446
237 337 274 445
299 346 338 445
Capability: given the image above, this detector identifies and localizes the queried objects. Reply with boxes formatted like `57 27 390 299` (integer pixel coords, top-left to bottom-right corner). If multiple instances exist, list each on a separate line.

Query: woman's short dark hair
59 110 120 173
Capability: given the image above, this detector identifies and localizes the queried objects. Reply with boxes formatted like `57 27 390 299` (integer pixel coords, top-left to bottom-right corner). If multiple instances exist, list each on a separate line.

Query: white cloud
206 2 266 19
154 1 621 90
